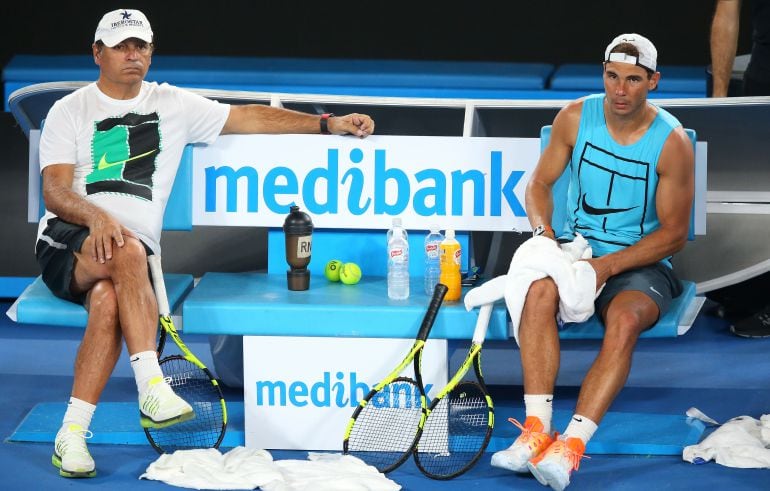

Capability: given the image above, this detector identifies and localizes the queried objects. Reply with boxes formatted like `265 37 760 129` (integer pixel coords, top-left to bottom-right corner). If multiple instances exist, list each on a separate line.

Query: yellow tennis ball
324 259 343 282
340 262 362 285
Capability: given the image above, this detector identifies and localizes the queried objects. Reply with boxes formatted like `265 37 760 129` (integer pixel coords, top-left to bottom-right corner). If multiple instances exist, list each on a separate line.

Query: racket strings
415 382 492 479
346 379 424 471
146 357 225 453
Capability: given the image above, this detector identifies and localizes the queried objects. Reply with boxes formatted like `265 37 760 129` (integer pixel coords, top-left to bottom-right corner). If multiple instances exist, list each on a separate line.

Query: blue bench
2 55 555 110
548 63 706 98
183 229 510 340
8 274 193 327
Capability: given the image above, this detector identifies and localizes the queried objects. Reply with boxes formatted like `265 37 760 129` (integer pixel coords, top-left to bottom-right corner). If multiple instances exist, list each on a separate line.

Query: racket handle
148 255 171 316
472 304 493 345
417 283 448 341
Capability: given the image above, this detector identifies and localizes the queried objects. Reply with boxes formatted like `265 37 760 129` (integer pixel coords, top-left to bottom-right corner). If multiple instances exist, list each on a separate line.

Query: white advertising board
193 134 540 231
243 335 448 450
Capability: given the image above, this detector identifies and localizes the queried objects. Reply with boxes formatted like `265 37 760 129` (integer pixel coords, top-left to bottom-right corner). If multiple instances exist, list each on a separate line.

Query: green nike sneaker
139 375 195 429
52 423 96 478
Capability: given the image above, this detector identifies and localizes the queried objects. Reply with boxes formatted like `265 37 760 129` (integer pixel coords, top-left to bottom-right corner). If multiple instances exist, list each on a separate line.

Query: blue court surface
2 300 769 490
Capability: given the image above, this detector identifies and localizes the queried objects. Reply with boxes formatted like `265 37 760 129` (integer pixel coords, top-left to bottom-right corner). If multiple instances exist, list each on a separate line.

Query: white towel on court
682 411 770 468
140 447 401 490
464 234 601 344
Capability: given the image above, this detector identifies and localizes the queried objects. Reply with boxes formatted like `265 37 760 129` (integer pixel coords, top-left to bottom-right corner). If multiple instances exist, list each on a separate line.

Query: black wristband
320 113 334 134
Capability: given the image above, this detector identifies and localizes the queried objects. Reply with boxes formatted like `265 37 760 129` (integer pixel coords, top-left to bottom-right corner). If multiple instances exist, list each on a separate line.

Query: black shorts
35 218 154 305
35 217 90 305
595 263 683 320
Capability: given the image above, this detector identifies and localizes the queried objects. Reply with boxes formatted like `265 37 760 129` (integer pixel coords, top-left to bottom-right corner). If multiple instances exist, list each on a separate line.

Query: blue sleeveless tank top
561 94 681 262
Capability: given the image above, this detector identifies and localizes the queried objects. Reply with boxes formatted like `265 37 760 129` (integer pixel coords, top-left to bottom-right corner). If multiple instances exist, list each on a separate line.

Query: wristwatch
533 224 554 238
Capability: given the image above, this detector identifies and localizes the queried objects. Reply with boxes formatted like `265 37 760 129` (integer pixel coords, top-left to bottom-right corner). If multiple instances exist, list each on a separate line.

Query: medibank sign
243 336 448 450
192 134 540 231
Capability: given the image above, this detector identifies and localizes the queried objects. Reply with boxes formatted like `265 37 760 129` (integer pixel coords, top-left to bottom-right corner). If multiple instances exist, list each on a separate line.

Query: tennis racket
413 303 494 479
144 255 227 454
342 283 449 473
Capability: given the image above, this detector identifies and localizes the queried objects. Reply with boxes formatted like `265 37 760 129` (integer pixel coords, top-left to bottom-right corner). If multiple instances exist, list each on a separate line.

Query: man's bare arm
525 101 582 239
221 105 375 137
42 164 134 263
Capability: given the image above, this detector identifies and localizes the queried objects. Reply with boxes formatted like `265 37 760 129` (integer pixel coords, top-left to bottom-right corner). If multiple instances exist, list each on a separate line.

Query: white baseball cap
604 33 657 72
94 9 153 47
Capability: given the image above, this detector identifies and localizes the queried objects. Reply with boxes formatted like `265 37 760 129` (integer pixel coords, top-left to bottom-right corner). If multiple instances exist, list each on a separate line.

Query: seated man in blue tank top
490 34 695 490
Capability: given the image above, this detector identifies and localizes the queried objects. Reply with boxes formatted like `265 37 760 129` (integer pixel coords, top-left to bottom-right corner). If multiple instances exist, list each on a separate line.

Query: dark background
0 1 755 69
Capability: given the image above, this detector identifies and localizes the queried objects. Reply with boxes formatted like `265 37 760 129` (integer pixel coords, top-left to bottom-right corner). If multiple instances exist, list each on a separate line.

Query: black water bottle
283 205 314 291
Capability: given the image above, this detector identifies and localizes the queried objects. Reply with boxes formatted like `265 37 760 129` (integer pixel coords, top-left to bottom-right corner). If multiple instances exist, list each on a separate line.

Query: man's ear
92 43 102 65
649 71 661 91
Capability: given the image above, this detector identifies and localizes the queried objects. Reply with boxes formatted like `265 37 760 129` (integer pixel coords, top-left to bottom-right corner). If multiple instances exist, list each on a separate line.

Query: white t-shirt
37 81 230 254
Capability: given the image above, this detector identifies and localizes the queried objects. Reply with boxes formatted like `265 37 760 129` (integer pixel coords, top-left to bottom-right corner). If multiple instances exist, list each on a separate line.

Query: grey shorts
595 262 683 320
35 218 90 304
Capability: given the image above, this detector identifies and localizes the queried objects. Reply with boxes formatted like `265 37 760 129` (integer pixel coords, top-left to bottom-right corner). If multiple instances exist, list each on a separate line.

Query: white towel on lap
140 447 401 490
465 234 601 345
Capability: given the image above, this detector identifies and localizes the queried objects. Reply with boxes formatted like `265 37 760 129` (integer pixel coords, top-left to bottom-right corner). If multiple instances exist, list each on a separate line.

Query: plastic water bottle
439 228 462 302
424 225 444 295
387 218 410 300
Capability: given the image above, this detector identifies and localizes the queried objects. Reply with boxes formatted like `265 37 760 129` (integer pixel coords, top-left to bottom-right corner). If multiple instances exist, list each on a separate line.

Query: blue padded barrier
548 63 706 96
5 82 570 108
10 274 193 328
3 55 554 89
3 55 555 108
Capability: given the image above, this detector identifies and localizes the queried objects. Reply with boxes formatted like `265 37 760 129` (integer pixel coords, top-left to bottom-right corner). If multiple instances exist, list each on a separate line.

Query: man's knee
116 237 148 259
603 299 658 343
606 309 646 334
525 277 559 305
111 237 148 269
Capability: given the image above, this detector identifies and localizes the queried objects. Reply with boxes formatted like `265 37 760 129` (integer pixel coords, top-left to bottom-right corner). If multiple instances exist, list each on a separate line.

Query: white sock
130 350 163 393
61 397 96 431
524 394 553 434
563 414 598 444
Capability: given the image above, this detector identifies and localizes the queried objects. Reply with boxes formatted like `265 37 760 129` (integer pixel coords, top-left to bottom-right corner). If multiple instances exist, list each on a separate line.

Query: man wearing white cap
490 34 694 490
38 8 375 478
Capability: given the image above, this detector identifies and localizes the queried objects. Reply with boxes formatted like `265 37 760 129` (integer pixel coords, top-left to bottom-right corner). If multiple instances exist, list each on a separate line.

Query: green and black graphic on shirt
87 112 161 200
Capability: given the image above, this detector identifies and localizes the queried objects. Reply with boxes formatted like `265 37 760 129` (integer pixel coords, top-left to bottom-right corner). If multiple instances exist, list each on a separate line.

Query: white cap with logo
94 9 153 47
604 33 657 72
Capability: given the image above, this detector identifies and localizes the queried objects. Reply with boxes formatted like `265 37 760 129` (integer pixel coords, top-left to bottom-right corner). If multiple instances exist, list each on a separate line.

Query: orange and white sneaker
527 437 587 491
490 416 554 472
